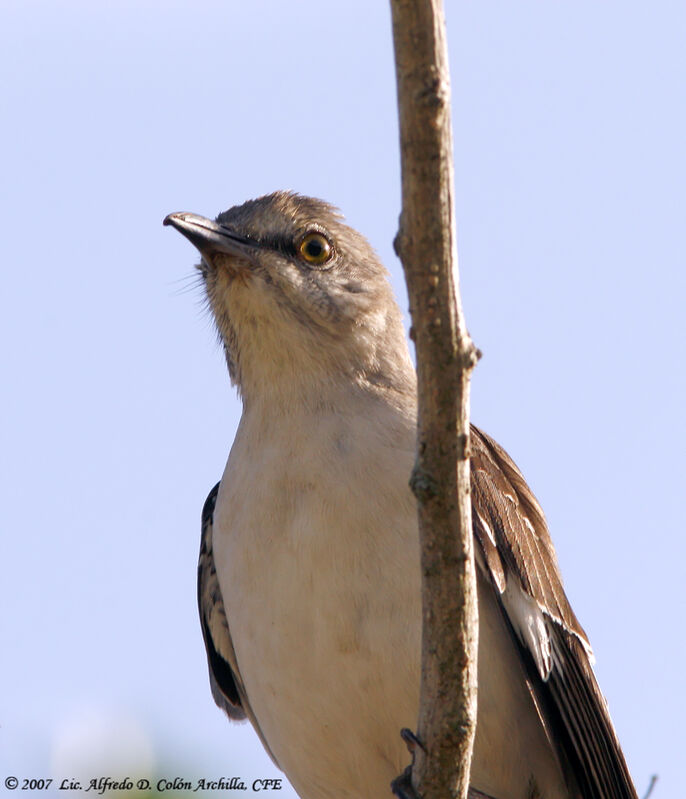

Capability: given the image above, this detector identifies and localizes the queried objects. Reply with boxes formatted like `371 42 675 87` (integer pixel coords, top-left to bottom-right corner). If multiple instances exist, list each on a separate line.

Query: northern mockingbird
164 192 638 799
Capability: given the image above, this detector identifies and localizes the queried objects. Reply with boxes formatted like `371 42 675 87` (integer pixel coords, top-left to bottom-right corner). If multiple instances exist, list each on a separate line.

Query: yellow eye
298 232 333 266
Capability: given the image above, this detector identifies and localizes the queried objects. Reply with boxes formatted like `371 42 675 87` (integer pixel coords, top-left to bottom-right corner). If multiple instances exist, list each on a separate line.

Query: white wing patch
501 578 596 679
501 579 553 680
476 512 497 547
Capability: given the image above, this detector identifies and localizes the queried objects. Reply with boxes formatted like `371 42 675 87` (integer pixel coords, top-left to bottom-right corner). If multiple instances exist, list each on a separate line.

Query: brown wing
198 483 280 766
198 483 247 719
470 426 638 799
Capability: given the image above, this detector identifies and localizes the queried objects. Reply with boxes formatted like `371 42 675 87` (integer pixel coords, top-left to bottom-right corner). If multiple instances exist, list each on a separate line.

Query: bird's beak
163 212 257 263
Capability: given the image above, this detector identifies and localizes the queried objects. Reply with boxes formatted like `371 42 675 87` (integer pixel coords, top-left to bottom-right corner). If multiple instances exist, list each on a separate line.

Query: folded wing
470 427 637 799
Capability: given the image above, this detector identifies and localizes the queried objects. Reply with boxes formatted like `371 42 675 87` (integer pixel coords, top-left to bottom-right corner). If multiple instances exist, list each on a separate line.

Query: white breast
213 396 421 799
212 395 571 799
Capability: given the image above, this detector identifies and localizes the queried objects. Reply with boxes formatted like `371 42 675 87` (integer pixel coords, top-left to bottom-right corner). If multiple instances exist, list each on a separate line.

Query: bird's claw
391 765 420 799
400 727 426 755
390 729 425 799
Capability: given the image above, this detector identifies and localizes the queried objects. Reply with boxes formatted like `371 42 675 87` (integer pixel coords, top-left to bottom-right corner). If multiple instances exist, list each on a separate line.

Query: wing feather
198 483 247 719
198 483 281 766
470 427 637 799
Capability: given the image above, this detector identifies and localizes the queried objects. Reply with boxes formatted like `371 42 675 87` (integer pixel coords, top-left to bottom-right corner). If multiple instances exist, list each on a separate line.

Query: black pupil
306 239 324 258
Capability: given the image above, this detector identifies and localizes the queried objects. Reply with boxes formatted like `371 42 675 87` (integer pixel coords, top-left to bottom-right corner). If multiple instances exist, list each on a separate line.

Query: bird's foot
391 765 418 799
399 728 426 756
390 729 426 799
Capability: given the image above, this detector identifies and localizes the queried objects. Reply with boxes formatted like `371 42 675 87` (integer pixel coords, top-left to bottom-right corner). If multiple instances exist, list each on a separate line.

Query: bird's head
165 192 414 405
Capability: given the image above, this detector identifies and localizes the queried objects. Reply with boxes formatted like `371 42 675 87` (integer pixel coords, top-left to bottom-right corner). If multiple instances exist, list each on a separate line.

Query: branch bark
389 2 479 799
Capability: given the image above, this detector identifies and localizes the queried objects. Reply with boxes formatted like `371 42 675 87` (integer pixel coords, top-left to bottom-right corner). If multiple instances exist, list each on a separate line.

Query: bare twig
642 775 658 799
389 2 479 799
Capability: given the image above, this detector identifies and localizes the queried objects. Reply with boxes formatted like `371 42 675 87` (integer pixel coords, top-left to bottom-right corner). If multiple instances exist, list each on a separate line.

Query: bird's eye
298 232 333 266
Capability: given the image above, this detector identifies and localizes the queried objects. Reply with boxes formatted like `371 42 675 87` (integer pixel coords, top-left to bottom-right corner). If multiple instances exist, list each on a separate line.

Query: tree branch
389 2 479 799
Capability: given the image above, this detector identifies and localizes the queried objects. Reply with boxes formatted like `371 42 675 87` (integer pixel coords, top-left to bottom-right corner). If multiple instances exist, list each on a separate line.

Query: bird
164 191 638 799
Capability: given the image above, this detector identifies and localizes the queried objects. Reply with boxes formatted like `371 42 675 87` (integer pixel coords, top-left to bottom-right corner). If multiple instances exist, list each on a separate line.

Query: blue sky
1 1 683 797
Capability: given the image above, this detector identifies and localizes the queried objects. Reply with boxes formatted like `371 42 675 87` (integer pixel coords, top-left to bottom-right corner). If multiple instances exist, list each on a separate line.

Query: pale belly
215 467 422 799
213 438 570 799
